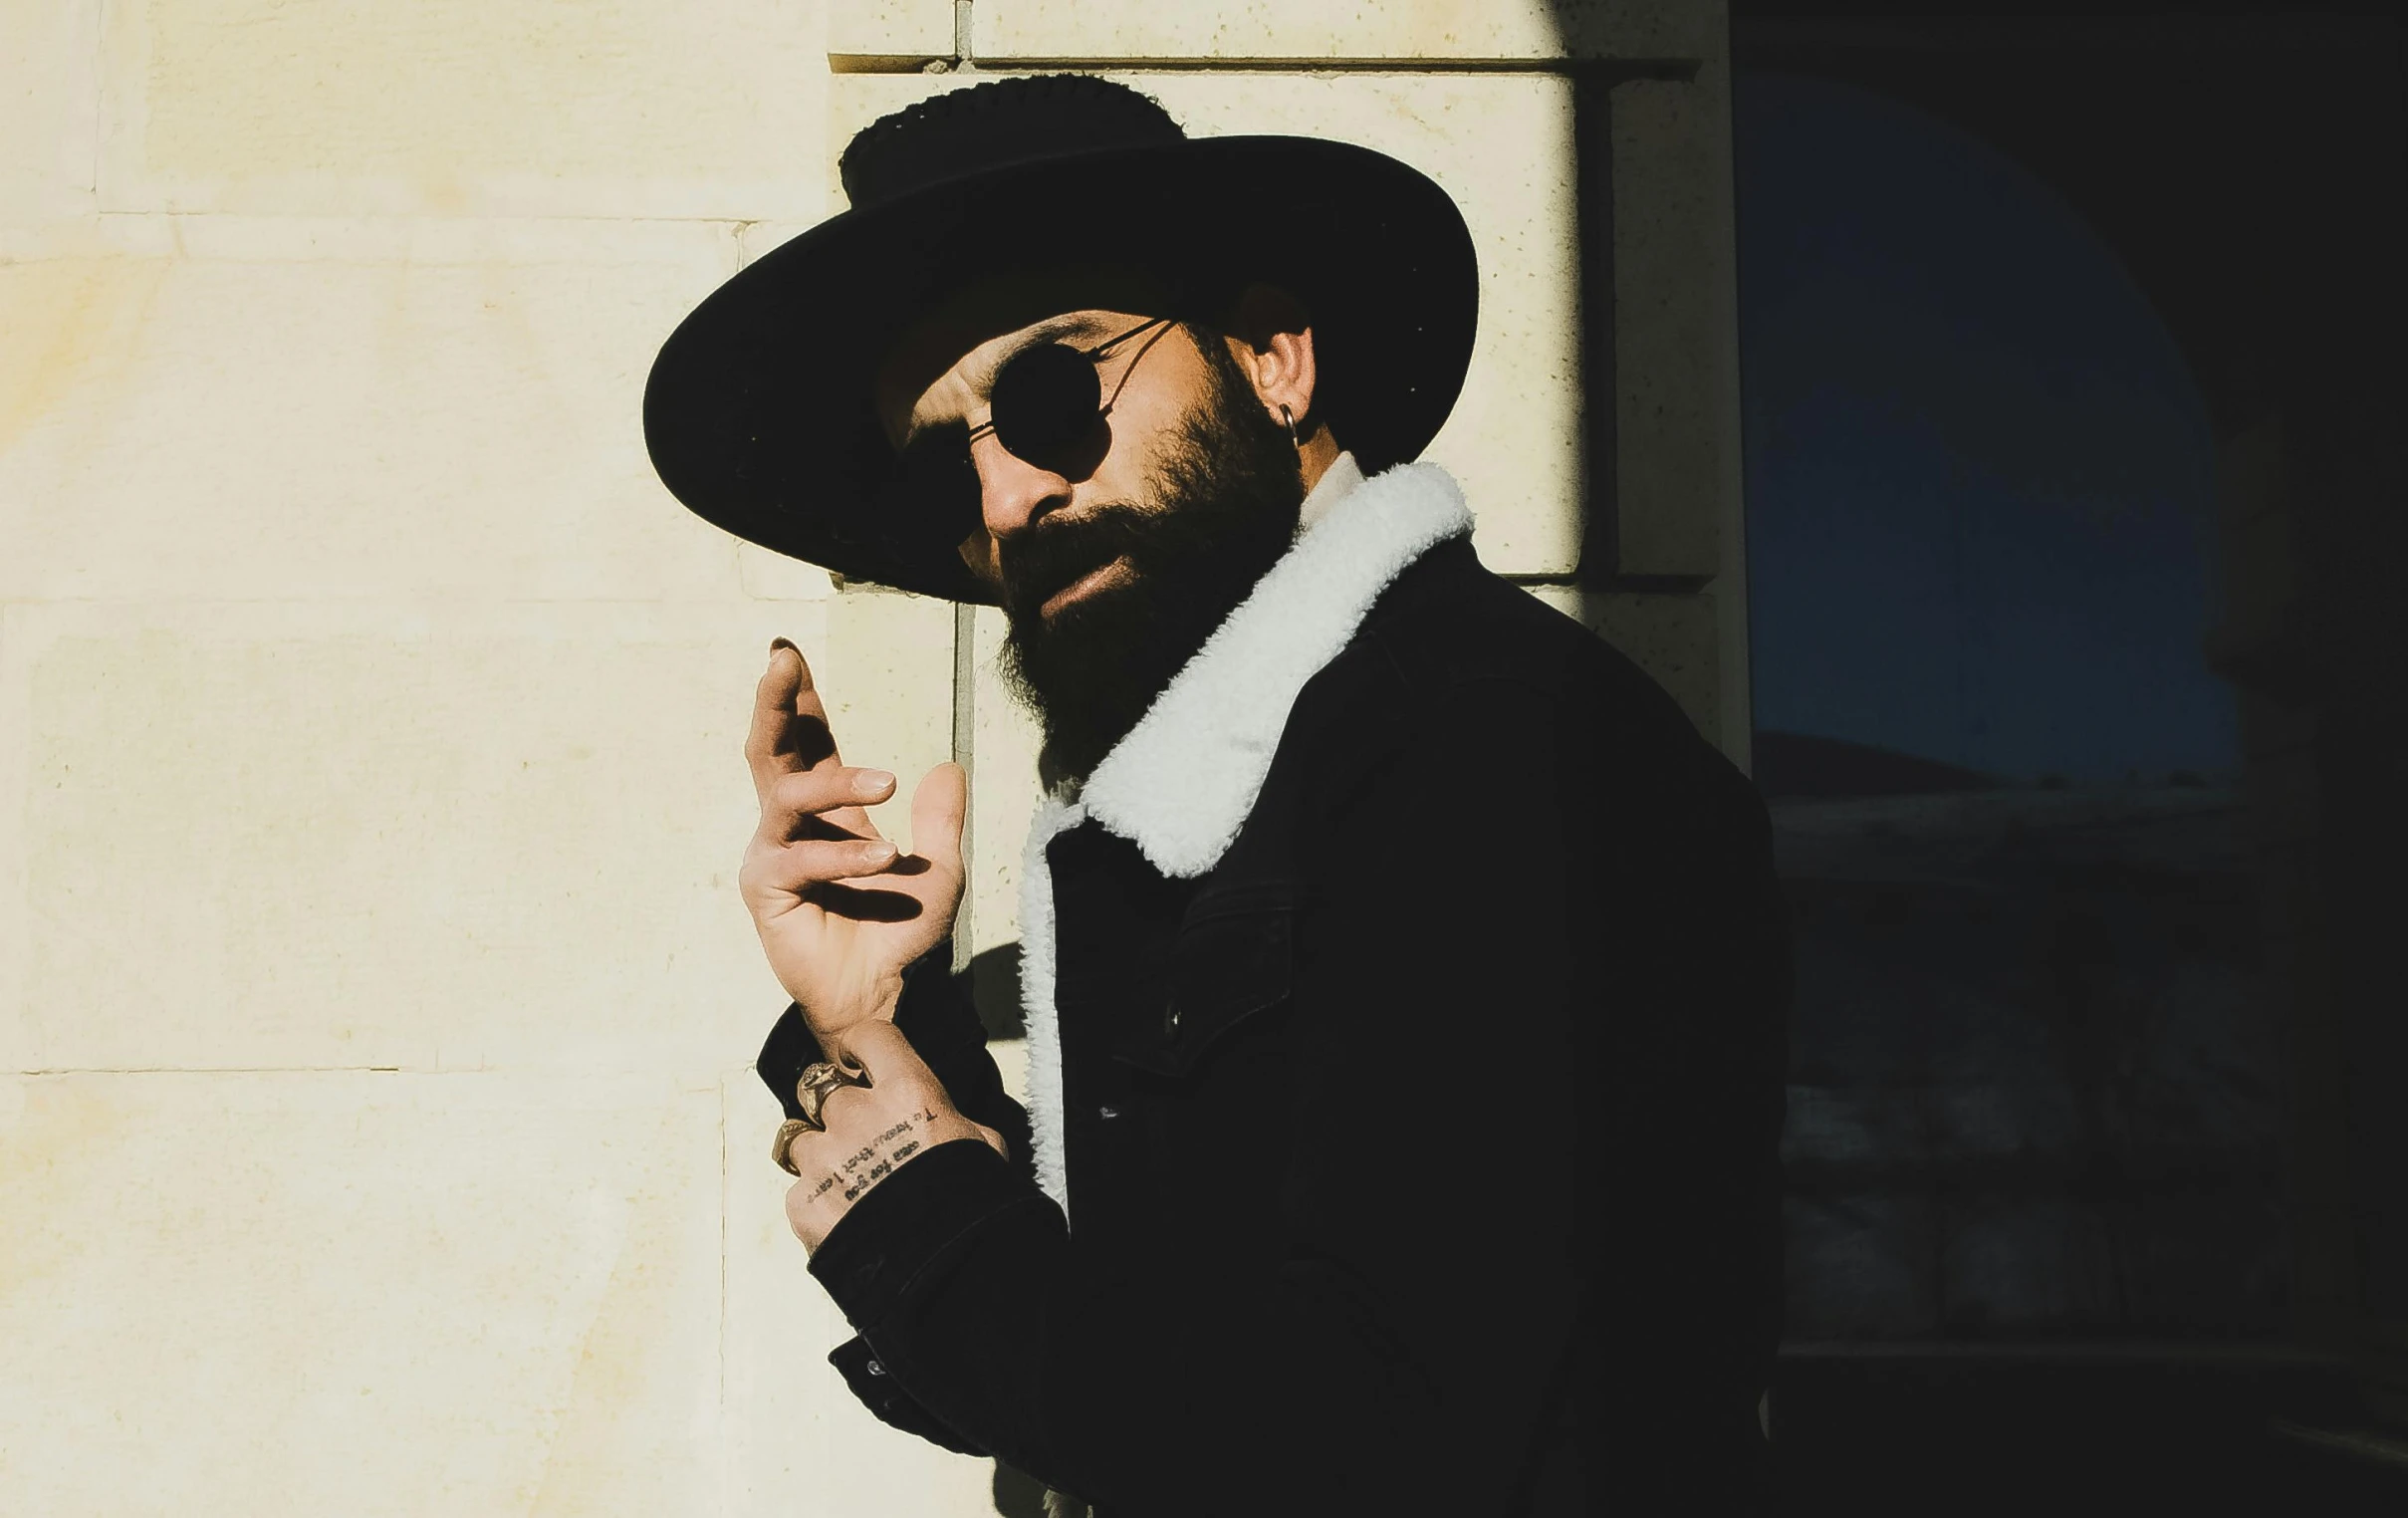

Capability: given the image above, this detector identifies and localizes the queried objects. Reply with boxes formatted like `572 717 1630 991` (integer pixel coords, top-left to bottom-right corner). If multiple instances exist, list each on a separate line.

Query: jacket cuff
828 1333 989 1456
807 1136 1051 1328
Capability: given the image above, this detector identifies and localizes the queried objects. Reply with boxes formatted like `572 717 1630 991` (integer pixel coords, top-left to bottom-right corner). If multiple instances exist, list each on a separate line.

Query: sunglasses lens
989 342 1102 464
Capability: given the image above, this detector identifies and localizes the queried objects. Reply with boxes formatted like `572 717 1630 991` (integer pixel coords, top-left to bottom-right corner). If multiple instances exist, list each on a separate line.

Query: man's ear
1221 282 1319 432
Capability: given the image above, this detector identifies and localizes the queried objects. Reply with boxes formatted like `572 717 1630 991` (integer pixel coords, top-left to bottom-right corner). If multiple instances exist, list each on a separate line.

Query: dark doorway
1722 7 2408 1506
1738 70 2274 1343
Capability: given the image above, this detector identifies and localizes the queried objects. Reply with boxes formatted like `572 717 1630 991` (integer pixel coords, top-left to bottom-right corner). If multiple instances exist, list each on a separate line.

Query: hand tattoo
806 1113 940 1209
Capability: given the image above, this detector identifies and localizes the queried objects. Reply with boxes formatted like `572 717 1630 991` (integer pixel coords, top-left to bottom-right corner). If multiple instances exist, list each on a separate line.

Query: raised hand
738 638 966 1048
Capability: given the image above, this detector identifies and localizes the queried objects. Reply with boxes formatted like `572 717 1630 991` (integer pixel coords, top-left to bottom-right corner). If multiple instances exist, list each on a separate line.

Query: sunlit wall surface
1 3 1745 1510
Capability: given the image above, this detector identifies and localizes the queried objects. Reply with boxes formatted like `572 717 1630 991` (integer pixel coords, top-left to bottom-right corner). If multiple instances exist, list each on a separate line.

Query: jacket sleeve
802 674 1777 1517
755 938 1038 1456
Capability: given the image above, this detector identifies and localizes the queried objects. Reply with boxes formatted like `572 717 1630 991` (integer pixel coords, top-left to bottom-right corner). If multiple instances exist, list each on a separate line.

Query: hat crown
840 75 1188 211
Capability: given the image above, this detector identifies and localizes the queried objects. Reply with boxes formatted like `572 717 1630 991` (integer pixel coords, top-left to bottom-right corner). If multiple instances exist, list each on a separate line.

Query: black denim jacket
758 538 1790 1517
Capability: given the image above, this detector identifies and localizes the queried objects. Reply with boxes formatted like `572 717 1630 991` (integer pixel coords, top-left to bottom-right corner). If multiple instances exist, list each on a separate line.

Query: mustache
995 503 1158 620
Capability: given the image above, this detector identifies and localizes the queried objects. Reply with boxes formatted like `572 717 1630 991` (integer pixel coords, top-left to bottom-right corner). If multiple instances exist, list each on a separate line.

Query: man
644 74 1789 1517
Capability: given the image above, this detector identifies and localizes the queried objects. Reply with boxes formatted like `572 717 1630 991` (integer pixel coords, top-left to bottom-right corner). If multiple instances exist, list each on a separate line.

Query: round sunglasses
970 314 1181 470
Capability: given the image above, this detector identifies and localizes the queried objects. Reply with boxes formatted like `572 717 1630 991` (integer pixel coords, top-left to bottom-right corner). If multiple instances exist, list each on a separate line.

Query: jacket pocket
1110 903 1295 1079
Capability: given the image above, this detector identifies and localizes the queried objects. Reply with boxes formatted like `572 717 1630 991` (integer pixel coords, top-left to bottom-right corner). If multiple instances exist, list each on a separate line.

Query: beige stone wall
3 2 1740 1510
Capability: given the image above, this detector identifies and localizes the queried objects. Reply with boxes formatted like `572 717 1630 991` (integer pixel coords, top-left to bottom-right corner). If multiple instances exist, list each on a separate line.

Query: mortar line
830 55 1701 80
10 1065 748 1075
717 1076 730 1505
88 0 108 200
951 600 977 975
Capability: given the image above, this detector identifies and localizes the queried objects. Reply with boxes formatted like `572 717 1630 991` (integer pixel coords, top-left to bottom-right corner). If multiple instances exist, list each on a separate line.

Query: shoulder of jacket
1301 538 1699 744
1228 539 1769 883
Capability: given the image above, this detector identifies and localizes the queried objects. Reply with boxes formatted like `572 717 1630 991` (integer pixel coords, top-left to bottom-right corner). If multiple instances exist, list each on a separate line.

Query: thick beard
995 335 1307 787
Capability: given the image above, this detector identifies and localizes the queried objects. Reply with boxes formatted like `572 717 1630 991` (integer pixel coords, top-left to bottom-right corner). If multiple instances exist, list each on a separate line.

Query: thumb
907 761 967 877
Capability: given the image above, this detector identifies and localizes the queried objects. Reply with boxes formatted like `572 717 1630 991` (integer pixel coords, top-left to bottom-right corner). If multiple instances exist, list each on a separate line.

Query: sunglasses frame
963 314 1182 462
878 314 1188 567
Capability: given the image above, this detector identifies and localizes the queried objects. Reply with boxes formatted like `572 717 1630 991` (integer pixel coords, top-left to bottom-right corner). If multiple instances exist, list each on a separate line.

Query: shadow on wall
958 941 1026 1040
993 1461 1049 1518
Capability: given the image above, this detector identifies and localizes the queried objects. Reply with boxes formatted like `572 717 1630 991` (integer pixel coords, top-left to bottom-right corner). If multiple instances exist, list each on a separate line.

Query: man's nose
975 437 1073 542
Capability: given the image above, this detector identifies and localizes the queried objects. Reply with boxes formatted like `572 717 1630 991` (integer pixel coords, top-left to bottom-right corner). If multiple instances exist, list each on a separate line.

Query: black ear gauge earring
1279 403 1299 447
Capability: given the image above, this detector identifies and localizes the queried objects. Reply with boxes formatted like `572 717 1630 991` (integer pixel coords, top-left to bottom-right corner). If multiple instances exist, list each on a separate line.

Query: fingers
761 765 896 843
908 763 968 874
745 836 901 896
746 640 841 798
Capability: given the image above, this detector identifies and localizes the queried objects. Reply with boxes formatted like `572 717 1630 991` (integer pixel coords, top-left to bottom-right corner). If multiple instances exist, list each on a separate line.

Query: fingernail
863 840 897 863
853 770 894 797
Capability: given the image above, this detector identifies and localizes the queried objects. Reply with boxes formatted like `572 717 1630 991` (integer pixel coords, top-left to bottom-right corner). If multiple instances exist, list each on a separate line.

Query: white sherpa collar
1081 459 1474 877
1015 460 1474 1213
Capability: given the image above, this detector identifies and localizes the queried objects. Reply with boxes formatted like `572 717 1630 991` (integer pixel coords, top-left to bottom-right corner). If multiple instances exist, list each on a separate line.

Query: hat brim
642 134 1478 604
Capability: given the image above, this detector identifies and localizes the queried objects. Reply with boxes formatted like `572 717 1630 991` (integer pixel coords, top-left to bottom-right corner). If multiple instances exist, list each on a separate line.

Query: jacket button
866 1359 886 1377
1162 1001 1182 1039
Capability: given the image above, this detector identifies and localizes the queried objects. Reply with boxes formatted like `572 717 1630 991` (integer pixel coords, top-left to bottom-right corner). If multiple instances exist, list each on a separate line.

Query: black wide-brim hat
642 75 1479 603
